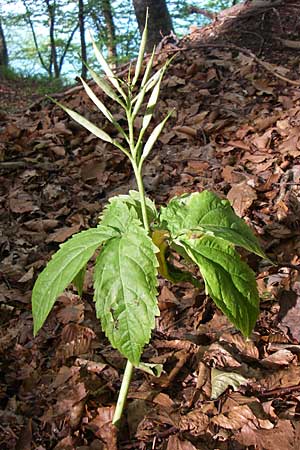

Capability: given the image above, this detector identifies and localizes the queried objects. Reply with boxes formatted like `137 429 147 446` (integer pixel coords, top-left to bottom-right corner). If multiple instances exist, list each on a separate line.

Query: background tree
132 0 173 52
90 0 117 64
79 0 87 78
21 0 79 78
0 17 8 74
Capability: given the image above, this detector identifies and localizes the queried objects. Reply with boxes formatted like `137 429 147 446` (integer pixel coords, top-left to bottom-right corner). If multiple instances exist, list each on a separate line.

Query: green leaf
142 68 165 132
99 195 139 231
93 214 159 365
211 368 247 399
72 263 86 297
141 47 155 88
141 110 172 162
117 190 158 224
32 226 118 335
180 236 260 337
89 32 126 99
132 9 148 86
132 51 157 118
80 76 115 123
160 190 267 259
87 64 125 107
50 98 113 144
80 77 128 141
135 362 163 377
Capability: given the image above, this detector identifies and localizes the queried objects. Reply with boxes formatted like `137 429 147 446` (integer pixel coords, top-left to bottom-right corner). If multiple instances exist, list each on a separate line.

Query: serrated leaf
32 227 118 335
93 215 159 365
180 235 260 337
89 32 126 99
99 195 139 230
160 190 267 259
132 9 148 86
117 190 158 224
211 368 247 399
50 98 113 144
141 110 172 161
72 263 86 297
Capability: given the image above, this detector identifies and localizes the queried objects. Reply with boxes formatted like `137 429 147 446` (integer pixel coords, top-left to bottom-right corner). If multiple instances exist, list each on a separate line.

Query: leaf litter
2 1 300 448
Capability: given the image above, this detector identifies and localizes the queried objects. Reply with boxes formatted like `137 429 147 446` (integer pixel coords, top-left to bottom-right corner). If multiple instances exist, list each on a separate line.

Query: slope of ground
1 1 300 449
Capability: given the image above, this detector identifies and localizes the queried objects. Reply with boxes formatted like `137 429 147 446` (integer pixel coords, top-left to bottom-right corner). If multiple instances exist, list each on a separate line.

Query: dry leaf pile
1 1 300 448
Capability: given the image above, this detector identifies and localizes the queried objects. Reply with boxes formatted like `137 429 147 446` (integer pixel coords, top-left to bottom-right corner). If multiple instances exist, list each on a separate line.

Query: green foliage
32 226 118 335
31 26 266 424
94 199 159 365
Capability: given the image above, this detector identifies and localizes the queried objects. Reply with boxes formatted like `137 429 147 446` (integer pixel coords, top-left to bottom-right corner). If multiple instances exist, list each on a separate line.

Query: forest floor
1 0 300 449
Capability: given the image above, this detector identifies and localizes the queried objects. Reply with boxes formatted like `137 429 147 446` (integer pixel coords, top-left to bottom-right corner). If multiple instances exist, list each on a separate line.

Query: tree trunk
79 0 87 79
132 0 173 52
45 0 59 78
101 0 117 63
0 17 8 74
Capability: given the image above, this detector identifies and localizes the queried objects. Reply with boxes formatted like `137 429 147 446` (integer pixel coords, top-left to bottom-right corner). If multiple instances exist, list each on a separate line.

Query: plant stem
132 161 150 232
112 116 149 427
112 359 134 426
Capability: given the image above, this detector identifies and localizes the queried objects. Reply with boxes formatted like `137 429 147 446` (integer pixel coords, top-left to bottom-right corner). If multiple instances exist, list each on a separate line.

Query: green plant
31 19 267 427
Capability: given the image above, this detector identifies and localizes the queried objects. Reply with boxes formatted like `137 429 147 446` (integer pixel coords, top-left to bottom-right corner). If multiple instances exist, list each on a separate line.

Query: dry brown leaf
220 333 259 360
203 342 241 369
227 181 257 217
46 224 81 243
87 406 117 450
9 190 38 213
178 409 210 435
235 420 295 450
212 404 256 430
167 435 198 450
260 349 295 368
279 283 300 341
255 365 300 391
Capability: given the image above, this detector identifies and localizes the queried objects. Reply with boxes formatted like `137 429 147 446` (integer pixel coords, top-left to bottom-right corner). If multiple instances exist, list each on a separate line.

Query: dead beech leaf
236 420 295 450
167 435 198 450
227 181 257 217
212 404 256 430
211 368 247 399
174 125 197 138
255 365 300 391
9 191 38 213
178 409 210 435
56 323 96 361
252 79 274 95
18 267 34 283
204 342 241 369
158 286 179 311
220 333 259 360
260 349 295 368
56 302 84 324
46 224 80 243
279 285 300 341
88 406 117 450
24 218 59 231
